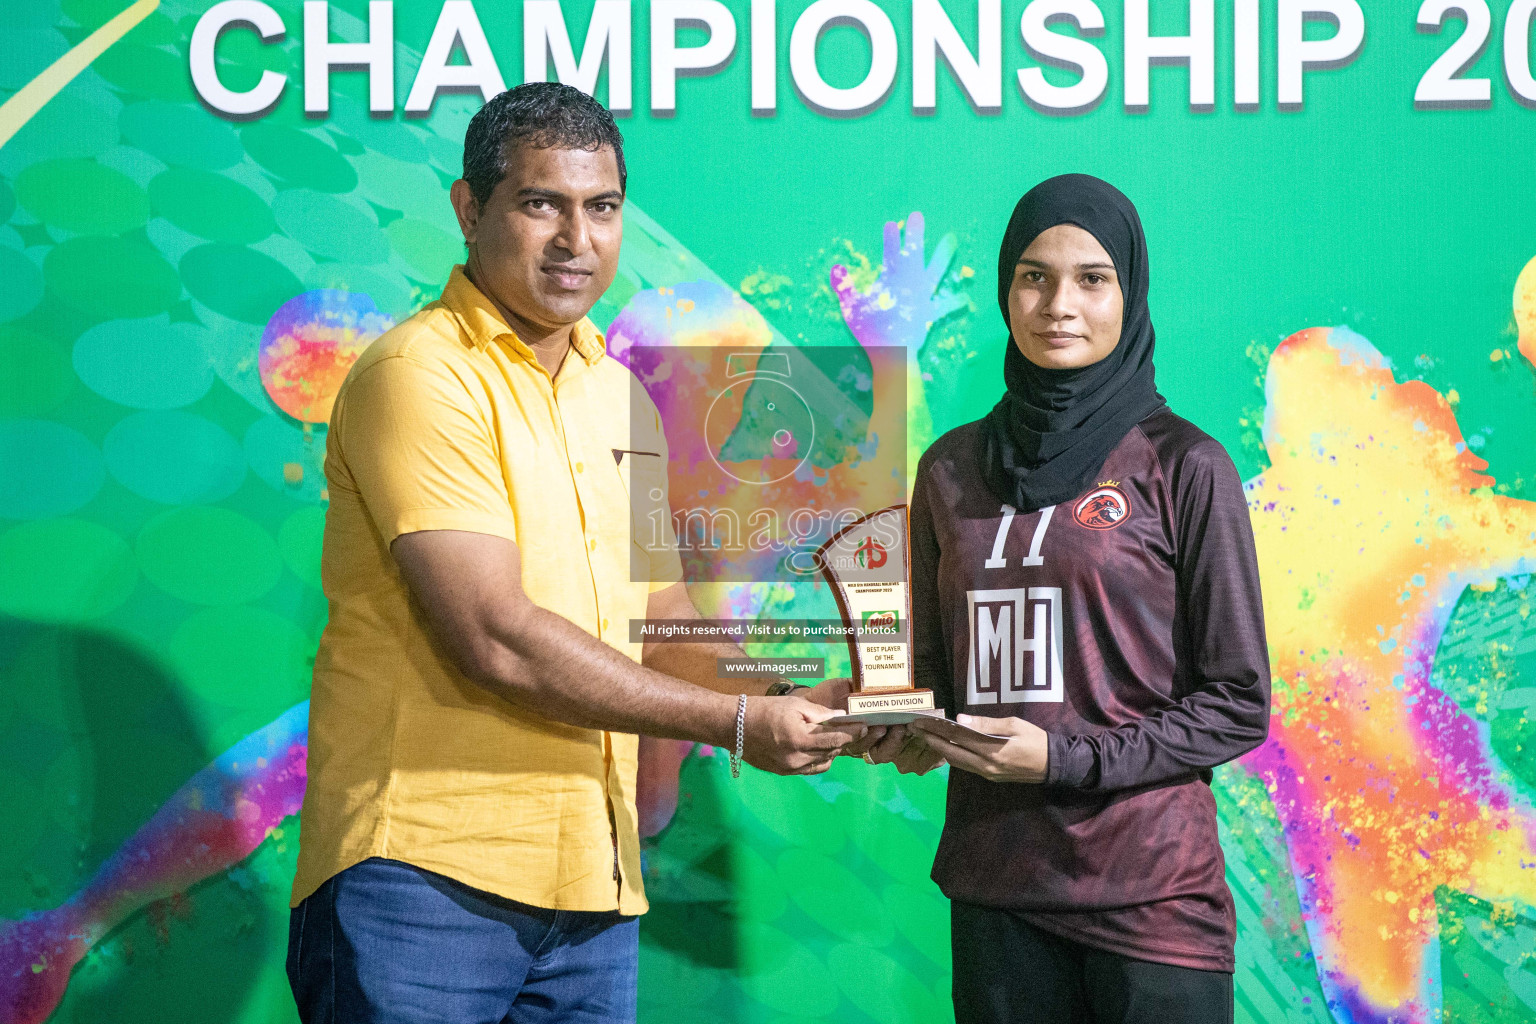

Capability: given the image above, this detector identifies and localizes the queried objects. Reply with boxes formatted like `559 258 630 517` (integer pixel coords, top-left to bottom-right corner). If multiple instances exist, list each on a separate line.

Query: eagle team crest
1074 483 1131 530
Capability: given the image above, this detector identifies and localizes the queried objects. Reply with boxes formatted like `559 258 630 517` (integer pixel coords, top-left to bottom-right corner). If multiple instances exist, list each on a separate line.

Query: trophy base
839 688 939 724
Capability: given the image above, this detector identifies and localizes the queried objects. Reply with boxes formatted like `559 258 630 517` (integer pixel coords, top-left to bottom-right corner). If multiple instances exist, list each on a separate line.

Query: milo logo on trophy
816 505 939 722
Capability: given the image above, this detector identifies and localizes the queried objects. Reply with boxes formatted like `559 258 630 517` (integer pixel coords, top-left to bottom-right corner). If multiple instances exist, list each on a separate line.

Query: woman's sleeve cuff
1046 732 1097 788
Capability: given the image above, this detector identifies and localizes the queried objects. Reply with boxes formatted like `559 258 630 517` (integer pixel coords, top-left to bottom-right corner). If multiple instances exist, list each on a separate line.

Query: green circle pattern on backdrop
271 190 386 265
103 411 246 505
329 97 432 164
0 29 66 90
8 91 115 161
385 218 463 282
243 415 325 504
777 848 894 948
240 123 357 193
277 506 325 591
735 924 840 1018
44 236 180 322
62 0 161 32
71 317 214 410
93 40 188 102
0 420 104 518
149 168 275 245
135 506 282 606
180 243 303 325
736 772 846 855
0 518 138 621
882 882 951 966
0 246 44 323
837 791 937 885
167 605 313 712
0 0 61 29
0 740 72 901
728 844 790 925
305 261 413 320
826 944 945 1024
638 944 723 1009
0 327 74 415
15 159 149 235
118 100 243 171
356 151 449 223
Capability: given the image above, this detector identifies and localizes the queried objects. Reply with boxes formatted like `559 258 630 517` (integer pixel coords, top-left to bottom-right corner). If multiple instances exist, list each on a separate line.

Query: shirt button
575 461 584 473
602 618 610 630
589 539 597 551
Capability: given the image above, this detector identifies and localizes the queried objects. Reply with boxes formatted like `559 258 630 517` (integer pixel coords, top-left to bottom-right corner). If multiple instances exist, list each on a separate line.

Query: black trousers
951 901 1234 1024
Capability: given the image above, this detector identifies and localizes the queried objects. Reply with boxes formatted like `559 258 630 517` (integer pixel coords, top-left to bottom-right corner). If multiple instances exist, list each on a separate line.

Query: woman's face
1007 224 1124 370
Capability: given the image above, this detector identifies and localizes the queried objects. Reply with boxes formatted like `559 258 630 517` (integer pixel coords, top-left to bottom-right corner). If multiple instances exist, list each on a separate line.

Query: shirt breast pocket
613 449 674 557
613 448 662 495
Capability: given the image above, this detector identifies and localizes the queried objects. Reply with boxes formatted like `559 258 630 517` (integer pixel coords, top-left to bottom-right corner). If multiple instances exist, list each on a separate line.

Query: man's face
451 143 623 337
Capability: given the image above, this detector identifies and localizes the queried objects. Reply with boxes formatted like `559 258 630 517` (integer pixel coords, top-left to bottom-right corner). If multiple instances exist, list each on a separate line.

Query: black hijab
977 174 1166 513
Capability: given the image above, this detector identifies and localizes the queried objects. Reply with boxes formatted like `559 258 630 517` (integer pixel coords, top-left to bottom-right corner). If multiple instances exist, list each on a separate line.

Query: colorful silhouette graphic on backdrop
1242 326 1536 1021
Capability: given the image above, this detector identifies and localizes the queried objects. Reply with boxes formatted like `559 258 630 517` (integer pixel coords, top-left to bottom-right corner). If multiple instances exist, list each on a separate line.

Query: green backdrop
2 1 1535 1023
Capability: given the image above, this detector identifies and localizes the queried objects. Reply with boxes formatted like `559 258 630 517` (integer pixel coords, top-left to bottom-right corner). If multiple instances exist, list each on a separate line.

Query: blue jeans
286 858 638 1024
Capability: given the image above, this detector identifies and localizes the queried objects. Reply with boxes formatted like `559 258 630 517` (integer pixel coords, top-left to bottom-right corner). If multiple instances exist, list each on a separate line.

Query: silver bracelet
730 694 746 779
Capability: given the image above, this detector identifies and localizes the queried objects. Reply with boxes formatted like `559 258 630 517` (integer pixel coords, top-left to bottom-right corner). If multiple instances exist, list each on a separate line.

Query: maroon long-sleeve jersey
912 407 1271 973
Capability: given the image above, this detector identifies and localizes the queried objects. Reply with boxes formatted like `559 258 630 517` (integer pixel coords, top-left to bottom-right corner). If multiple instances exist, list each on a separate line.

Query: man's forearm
469 604 740 745
643 639 777 697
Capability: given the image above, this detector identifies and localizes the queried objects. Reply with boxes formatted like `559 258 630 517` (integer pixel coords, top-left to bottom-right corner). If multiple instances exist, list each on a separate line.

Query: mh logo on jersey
854 536 888 569
1074 482 1130 530
964 587 1064 704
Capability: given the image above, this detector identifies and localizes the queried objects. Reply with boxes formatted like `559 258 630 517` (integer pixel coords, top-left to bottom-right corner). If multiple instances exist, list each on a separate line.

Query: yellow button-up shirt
291 266 679 915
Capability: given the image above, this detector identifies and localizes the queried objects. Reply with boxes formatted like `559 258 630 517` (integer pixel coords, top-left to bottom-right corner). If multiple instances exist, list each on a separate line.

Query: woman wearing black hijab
867 174 1271 1023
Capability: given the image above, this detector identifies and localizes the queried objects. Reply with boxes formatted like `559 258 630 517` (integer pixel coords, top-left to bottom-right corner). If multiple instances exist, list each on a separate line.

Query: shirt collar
440 264 606 367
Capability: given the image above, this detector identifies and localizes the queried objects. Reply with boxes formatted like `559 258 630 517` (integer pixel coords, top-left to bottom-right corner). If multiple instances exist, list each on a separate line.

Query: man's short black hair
461 83 626 205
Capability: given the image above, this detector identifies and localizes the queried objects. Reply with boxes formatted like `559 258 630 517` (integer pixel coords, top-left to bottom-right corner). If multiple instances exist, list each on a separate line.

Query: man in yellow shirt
285 83 868 1023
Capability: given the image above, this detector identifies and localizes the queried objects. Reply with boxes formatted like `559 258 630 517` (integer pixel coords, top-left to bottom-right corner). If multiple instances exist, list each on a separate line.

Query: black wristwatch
765 680 811 697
